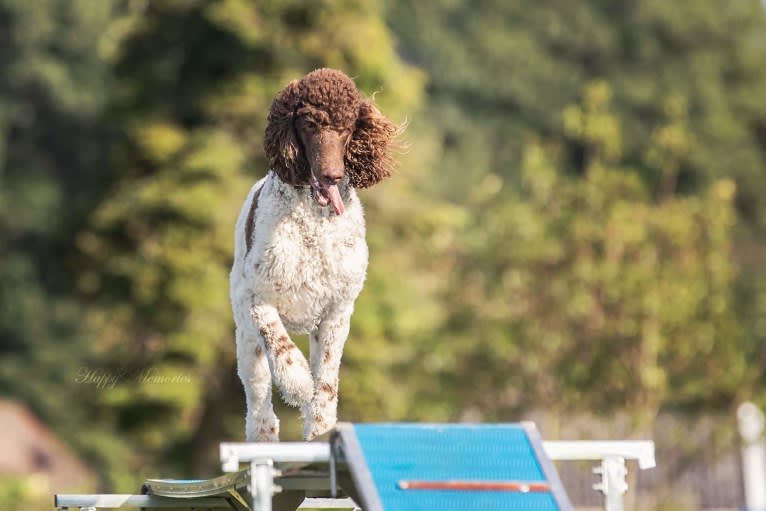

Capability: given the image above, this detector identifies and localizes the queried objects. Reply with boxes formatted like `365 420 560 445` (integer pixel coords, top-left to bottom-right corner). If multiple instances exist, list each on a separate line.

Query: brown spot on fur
323 350 331 363
273 339 294 357
313 414 326 425
260 322 285 349
286 357 293 365
255 345 263 357
244 186 262 254
319 382 336 399
270 426 276 433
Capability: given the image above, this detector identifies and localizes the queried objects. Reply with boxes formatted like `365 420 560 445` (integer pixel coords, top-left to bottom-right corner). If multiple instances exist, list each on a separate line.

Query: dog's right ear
264 80 309 185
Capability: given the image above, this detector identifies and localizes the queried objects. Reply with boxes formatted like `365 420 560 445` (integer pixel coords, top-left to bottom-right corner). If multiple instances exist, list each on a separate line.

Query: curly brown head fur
263 68 399 190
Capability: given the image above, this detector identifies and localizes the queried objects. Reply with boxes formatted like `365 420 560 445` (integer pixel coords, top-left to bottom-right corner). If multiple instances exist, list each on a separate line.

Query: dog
230 68 399 441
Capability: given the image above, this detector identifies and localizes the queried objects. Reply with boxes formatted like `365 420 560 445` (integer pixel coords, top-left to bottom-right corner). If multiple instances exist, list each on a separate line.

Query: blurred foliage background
1 0 766 509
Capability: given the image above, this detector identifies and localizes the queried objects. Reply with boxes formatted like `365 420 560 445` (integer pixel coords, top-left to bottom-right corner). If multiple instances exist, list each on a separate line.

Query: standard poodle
230 68 399 441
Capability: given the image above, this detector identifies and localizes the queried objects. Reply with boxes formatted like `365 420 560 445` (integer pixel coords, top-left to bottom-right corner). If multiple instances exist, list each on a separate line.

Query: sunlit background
2 1 766 510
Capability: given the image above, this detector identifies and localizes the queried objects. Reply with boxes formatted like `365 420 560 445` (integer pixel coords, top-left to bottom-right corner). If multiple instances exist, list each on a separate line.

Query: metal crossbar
221 443 333 472
299 498 359 509
54 494 233 508
543 440 656 469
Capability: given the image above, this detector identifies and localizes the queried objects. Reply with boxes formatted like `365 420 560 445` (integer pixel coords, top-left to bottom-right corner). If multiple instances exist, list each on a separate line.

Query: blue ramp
336 423 573 511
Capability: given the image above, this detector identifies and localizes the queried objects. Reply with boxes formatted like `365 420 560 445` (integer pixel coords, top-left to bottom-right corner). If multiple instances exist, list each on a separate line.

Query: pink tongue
326 184 345 215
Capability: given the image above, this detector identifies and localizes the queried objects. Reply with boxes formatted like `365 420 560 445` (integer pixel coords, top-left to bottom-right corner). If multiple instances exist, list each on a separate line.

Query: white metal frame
544 440 656 511
738 402 766 511
56 437 655 511
219 442 339 511
54 494 232 509
215 439 656 511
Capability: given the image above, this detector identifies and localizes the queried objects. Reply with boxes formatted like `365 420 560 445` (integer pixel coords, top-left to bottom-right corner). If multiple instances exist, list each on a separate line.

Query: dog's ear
264 80 310 184
345 100 400 189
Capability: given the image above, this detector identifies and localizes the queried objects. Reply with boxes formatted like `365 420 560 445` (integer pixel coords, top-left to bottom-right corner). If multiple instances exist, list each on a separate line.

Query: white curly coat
230 171 368 441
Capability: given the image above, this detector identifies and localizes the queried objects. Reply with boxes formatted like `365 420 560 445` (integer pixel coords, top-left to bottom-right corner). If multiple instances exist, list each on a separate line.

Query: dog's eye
300 118 317 131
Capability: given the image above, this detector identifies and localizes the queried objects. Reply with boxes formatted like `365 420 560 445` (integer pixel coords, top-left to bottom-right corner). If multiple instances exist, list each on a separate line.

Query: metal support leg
250 460 281 511
329 431 344 499
593 456 628 511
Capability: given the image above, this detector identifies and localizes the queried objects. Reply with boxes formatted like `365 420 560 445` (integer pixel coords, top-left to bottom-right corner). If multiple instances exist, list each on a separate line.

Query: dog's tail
254 309 314 407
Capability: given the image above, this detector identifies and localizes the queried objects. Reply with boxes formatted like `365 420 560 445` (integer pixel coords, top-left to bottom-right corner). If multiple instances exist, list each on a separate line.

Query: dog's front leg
303 308 351 440
251 304 314 408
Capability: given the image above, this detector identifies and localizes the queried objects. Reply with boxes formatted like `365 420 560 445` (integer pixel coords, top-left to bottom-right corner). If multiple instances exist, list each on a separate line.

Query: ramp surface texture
339 423 572 511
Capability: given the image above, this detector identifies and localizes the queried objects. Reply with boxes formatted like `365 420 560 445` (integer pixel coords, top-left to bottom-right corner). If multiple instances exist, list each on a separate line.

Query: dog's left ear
264 80 310 184
345 100 401 188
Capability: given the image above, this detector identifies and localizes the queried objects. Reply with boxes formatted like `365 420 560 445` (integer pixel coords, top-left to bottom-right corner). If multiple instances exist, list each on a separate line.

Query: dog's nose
321 171 344 185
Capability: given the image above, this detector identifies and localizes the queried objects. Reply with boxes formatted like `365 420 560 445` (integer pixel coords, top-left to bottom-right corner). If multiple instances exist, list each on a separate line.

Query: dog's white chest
247 180 368 333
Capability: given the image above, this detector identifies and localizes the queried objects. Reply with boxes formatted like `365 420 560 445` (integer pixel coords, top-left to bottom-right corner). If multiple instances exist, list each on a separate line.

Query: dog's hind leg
251 305 314 408
236 327 279 442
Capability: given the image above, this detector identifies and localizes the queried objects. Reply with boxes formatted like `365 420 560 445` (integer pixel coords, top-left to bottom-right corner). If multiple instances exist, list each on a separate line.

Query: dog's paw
301 402 337 440
274 355 314 407
302 414 335 441
246 416 280 442
247 426 280 443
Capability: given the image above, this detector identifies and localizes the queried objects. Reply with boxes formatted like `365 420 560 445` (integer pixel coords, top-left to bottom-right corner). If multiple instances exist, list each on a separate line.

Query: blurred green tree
0 0 126 488
429 83 741 428
389 0 766 207
387 0 766 419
